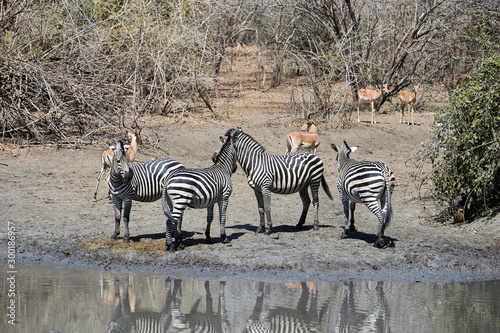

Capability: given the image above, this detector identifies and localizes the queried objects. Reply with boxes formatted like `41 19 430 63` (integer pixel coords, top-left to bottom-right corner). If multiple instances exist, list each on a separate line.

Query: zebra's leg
111 196 122 241
121 197 133 243
311 182 320 230
262 188 273 235
254 190 266 234
340 194 353 239
176 216 184 250
165 218 177 252
348 201 357 232
163 196 177 251
218 198 229 243
205 205 214 244
364 200 386 248
297 187 311 230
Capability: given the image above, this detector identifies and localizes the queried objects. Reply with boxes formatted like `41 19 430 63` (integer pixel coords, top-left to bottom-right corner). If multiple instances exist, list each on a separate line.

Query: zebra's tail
383 175 393 227
321 175 334 201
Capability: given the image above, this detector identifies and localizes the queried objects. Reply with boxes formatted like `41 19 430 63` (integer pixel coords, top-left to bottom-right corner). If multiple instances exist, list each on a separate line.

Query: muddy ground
1 58 499 283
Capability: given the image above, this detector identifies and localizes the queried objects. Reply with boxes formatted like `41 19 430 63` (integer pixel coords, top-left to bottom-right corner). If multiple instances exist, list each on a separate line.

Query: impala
357 84 389 124
93 132 138 201
225 42 241 61
285 113 320 154
398 85 419 125
241 43 258 57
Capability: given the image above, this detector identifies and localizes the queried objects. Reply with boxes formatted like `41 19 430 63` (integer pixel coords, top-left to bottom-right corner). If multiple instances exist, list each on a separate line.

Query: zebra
185 281 231 333
162 132 237 251
108 140 184 243
108 277 187 333
94 132 137 201
244 282 322 332
229 128 333 235
330 141 396 248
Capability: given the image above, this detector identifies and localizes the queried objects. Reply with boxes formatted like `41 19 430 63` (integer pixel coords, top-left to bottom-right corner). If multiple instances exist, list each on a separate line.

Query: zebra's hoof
222 238 230 244
374 238 385 248
341 232 348 239
264 228 272 235
255 227 264 234
313 224 319 231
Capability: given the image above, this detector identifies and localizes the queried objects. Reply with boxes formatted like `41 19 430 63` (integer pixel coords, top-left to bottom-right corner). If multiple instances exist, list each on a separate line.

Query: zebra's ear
351 146 359 153
342 141 350 153
231 127 242 139
331 143 338 152
219 136 225 144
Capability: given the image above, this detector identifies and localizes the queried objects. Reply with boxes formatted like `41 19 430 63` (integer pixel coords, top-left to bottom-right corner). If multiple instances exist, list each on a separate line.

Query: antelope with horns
285 112 320 155
93 131 139 201
357 84 389 124
398 84 419 125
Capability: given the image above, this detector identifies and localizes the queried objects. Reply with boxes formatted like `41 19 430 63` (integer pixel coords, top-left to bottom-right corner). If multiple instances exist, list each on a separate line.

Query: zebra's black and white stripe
331 141 396 248
108 277 187 333
162 133 237 251
230 128 333 235
185 281 231 333
244 282 322 333
108 140 184 243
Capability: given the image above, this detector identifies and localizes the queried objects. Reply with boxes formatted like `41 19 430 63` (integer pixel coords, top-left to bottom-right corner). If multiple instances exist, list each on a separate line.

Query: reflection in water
335 281 392 332
107 277 231 333
107 276 186 332
244 281 322 332
0 263 499 333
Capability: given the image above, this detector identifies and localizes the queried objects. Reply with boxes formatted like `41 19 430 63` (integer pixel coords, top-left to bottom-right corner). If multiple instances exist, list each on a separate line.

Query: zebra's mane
214 134 232 164
231 129 266 153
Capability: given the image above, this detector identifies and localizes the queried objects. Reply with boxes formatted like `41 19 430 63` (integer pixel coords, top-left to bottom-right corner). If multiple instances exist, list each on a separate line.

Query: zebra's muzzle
122 169 133 182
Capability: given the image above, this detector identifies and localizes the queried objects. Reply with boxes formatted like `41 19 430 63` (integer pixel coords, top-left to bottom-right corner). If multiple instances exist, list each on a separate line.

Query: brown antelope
285 113 320 154
398 84 419 125
241 43 258 57
93 132 138 201
357 84 389 124
225 42 241 62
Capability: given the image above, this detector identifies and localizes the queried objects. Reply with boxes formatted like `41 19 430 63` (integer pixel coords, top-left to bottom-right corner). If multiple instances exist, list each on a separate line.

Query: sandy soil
1 58 499 283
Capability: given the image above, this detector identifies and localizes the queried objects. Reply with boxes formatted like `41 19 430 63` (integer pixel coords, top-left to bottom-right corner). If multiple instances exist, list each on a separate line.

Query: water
1 263 499 333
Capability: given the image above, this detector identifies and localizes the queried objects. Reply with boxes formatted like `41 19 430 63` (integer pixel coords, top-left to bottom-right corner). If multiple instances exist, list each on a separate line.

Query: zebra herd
102 127 395 250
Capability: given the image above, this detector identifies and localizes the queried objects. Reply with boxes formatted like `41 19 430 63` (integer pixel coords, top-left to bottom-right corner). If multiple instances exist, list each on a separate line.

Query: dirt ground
1 57 499 282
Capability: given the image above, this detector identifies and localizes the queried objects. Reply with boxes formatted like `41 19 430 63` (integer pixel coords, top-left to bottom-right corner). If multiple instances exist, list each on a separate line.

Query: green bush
428 54 500 220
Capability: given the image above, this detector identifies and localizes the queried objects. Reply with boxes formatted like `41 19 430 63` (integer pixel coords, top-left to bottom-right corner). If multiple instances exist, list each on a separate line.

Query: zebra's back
340 160 394 203
263 152 325 194
166 167 231 209
131 159 185 202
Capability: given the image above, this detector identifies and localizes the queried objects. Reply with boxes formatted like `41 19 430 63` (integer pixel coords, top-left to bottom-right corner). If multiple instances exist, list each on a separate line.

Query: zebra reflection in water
244 282 325 332
184 281 231 333
107 277 186 333
335 281 392 332
107 278 230 333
